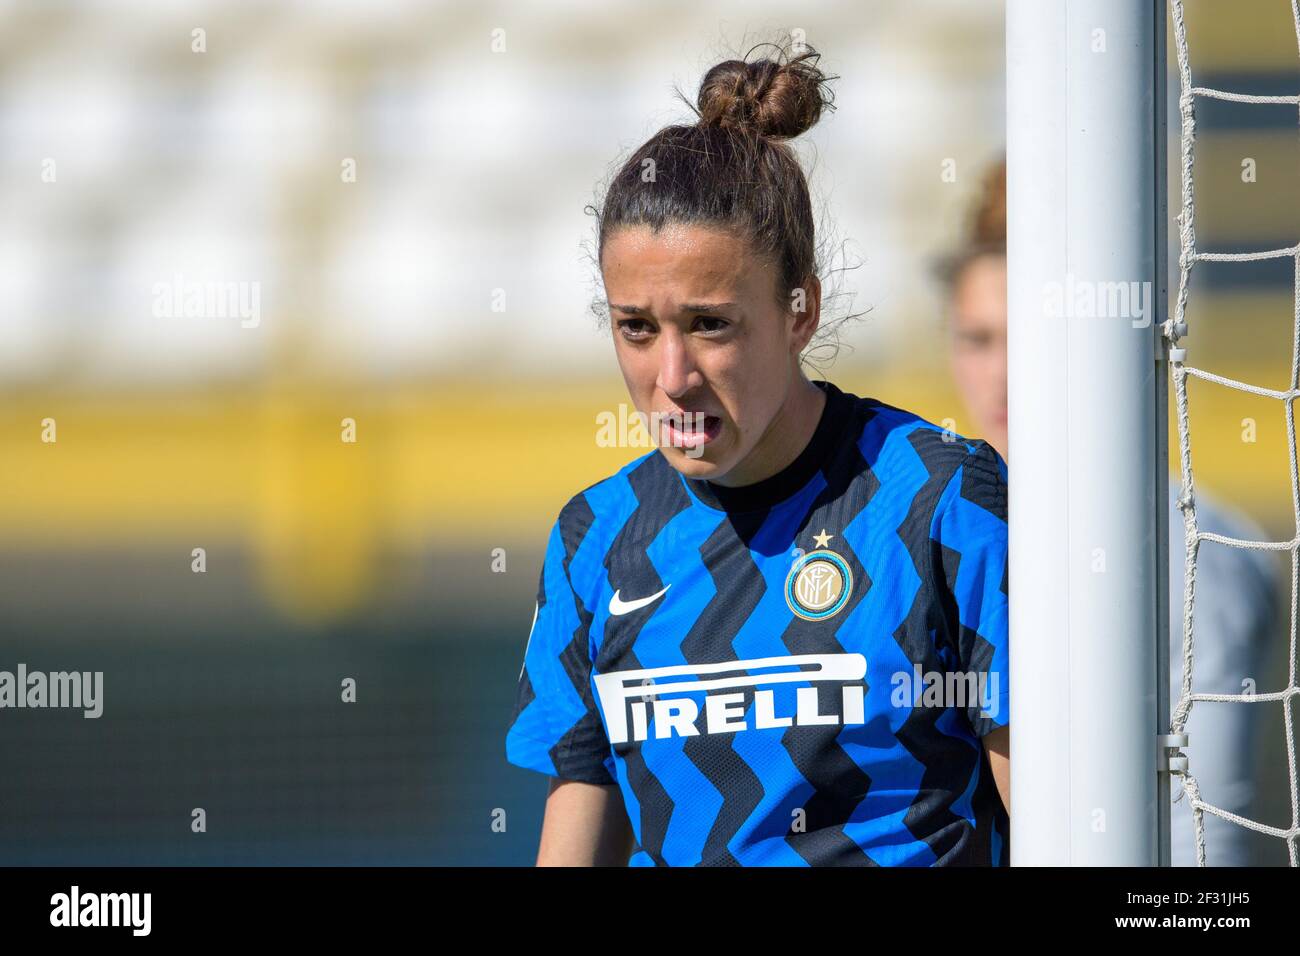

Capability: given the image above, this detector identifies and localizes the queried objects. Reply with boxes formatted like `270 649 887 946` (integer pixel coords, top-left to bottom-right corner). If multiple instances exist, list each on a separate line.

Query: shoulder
835 387 1006 502
1169 482 1282 636
1171 484 1275 576
548 448 677 559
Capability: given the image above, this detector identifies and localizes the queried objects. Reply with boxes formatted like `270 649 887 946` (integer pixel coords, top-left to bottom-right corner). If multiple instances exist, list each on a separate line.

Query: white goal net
1165 0 1300 867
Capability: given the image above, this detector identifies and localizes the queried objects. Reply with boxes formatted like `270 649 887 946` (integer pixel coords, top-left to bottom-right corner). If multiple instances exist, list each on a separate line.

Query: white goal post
1006 0 1172 865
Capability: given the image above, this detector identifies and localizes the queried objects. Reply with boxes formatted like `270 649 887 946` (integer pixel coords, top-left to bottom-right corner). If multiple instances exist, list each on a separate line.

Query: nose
655 328 704 398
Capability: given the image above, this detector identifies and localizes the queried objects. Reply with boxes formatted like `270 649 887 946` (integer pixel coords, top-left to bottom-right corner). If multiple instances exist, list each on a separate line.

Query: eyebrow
608 302 738 315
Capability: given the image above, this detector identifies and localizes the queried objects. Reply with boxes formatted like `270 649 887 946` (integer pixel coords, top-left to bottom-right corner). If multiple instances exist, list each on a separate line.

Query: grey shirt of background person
1169 481 1287 866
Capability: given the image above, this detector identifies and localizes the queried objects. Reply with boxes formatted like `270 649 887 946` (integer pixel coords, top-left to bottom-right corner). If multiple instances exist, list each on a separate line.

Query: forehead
601 223 768 300
953 253 1005 297
952 254 1007 325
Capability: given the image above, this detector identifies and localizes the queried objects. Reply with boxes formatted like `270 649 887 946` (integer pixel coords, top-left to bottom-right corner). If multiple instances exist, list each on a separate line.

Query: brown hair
588 41 839 317
935 155 1006 287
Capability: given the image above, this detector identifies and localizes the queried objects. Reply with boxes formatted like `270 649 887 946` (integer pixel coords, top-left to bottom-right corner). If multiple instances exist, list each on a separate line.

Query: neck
711 375 827 488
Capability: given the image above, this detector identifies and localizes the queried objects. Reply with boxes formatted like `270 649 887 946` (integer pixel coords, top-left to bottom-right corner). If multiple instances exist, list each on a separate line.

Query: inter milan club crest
785 529 853 622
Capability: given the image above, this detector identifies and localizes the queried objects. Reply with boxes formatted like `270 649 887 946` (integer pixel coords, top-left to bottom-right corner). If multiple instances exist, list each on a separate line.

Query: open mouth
659 412 723 449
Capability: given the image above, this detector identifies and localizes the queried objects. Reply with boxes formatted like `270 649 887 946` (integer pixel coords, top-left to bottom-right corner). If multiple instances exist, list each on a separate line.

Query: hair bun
696 44 834 140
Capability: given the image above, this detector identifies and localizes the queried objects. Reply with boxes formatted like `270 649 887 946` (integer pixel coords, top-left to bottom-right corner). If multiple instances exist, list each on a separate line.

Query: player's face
949 253 1008 457
601 223 820 485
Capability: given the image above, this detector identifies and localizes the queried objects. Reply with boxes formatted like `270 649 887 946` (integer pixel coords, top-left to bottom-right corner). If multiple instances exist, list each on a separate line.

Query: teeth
662 412 711 433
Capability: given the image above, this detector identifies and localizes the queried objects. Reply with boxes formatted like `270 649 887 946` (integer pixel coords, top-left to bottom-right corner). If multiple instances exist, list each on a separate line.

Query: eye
693 315 729 334
957 329 991 349
617 318 654 341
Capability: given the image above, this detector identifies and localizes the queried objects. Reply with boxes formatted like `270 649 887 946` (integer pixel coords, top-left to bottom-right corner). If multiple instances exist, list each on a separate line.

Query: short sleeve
505 514 616 784
931 440 1010 738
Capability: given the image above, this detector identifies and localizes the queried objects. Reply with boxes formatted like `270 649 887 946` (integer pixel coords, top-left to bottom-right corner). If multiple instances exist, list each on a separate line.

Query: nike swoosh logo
608 585 671 616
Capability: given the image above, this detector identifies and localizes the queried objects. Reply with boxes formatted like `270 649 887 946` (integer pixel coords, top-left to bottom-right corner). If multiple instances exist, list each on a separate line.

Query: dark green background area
0 549 547 865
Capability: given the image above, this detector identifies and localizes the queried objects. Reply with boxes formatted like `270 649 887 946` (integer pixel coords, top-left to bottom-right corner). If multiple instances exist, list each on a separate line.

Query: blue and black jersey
506 380 1010 866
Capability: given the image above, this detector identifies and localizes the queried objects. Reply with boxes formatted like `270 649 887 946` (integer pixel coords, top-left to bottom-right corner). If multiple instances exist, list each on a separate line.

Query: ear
788 275 822 353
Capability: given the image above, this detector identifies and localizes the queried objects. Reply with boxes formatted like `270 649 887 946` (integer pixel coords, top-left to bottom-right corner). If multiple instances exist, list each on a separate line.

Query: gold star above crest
812 529 833 549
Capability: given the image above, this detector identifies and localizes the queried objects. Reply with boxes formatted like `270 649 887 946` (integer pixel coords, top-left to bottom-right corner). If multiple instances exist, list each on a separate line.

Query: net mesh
1166 0 1300 867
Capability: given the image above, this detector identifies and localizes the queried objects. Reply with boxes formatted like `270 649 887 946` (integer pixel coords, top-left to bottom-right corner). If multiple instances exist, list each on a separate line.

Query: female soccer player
505 43 1011 866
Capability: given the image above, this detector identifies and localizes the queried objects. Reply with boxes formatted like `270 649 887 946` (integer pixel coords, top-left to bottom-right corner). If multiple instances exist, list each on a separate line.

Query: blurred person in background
940 156 1286 866
505 43 1013 866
